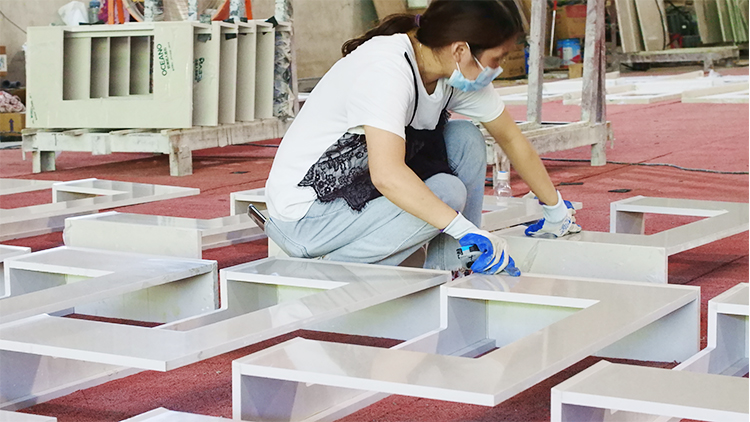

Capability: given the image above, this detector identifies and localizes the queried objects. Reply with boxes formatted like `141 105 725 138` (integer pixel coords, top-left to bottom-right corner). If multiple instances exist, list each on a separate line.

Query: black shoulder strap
445 86 454 110
403 52 419 126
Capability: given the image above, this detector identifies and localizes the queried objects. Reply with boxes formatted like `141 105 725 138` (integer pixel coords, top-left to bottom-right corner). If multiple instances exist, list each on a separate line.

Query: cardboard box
568 63 584 79
555 4 587 40
373 0 406 20
497 43 527 79
0 112 25 133
0 46 7 77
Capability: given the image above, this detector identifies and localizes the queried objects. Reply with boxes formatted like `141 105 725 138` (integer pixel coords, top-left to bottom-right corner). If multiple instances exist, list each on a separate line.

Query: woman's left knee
444 120 487 164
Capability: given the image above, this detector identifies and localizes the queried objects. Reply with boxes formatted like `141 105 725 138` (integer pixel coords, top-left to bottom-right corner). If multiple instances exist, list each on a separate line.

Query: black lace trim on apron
298 52 454 212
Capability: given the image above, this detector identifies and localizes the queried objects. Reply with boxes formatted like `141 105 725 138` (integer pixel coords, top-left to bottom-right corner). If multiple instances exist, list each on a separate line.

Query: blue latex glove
444 212 521 276
525 191 581 238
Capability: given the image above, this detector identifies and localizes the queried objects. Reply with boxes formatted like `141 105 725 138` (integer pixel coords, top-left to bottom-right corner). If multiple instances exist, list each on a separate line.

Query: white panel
218 22 238 124
0 256 447 373
235 22 257 121
0 409 57 421
501 197 748 283
130 35 152 95
90 37 110 98
63 36 92 100
192 25 220 126
0 179 56 196
0 179 199 241
63 211 264 258
551 361 748 422
109 36 131 96
254 22 275 119
232 273 698 418
0 245 31 299
121 407 230 421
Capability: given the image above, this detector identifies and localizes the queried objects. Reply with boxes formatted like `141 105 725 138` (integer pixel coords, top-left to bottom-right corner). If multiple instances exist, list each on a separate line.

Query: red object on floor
3 70 748 421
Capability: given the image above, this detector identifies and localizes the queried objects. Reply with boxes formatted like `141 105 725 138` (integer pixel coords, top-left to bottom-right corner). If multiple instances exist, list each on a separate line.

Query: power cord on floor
246 143 280 148
541 157 749 175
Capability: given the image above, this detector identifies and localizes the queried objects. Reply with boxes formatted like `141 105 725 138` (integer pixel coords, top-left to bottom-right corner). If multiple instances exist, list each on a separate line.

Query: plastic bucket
557 38 582 68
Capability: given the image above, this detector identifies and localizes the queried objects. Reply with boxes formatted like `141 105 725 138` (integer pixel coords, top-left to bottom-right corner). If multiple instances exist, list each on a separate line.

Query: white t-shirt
266 33 505 222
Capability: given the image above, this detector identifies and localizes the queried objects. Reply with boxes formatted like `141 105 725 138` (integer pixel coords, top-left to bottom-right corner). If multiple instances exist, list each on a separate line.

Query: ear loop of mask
455 42 485 79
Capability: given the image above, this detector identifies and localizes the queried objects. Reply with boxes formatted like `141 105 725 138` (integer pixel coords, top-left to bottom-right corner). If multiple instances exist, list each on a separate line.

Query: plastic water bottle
493 170 512 207
88 0 101 24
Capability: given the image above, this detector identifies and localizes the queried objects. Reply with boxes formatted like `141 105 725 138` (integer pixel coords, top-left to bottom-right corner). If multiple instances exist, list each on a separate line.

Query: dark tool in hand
456 244 521 276
456 244 483 269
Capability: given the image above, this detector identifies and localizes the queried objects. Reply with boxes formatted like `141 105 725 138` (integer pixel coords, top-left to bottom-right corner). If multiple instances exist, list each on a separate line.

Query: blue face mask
447 43 503 92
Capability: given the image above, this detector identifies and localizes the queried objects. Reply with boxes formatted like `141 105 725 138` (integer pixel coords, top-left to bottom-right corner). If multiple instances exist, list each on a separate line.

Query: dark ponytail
342 0 524 57
342 14 417 56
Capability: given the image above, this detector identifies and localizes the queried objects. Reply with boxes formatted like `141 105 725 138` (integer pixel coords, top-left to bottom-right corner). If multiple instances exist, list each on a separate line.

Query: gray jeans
266 120 486 270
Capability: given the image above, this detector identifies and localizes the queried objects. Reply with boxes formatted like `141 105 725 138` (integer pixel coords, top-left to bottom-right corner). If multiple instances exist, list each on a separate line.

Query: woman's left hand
525 191 581 238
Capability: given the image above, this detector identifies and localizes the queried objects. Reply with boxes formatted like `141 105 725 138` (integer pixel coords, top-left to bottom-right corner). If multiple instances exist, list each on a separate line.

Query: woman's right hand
443 213 520 276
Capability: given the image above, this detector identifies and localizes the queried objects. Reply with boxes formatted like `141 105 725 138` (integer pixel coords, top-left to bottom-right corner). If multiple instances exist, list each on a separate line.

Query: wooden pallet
21 118 291 176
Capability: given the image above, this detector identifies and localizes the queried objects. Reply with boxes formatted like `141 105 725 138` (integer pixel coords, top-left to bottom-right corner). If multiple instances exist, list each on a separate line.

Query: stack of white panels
26 20 276 129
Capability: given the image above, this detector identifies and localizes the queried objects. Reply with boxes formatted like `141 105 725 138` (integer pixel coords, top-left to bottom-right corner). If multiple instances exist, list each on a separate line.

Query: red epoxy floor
2 67 748 421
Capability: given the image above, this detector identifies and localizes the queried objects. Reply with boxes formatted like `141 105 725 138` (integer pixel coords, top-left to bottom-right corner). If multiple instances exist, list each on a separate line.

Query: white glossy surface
1 246 217 325
551 360 748 422
230 187 582 232
676 283 749 376
709 281 749 312
230 187 270 215
500 226 669 283
121 408 229 421
0 179 56 196
0 246 33 260
0 179 199 241
610 197 748 253
0 245 31 298
1 350 138 410
0 258 448 371
0 410 56 421
498 197 748 283
0 246 212 408
683 89 749 103
607 197 747 253
497 72 748 105
233 273 698 413
63 211 264 258
481 196 582 231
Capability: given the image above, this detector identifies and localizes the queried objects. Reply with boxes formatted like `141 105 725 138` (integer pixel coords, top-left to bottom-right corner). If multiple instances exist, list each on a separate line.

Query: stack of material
694 0 749 44
618 0 748 53
615 0 670 53
494 71 749 105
